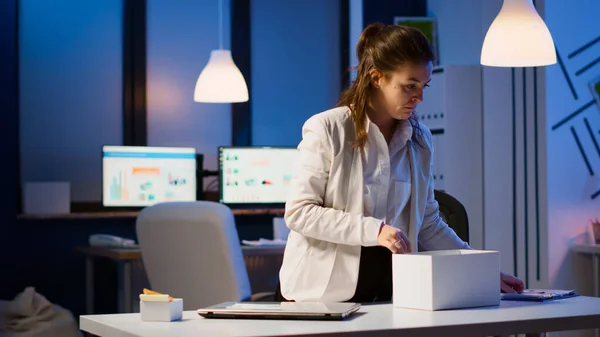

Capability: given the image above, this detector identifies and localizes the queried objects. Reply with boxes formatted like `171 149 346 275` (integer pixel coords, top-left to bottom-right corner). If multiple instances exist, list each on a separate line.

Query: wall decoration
590 74 600 110
556 51 578 100
393 16 439 65
550 35 600 200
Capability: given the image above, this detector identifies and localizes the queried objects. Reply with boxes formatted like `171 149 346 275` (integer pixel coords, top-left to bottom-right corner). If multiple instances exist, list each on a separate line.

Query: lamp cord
218 0 223 50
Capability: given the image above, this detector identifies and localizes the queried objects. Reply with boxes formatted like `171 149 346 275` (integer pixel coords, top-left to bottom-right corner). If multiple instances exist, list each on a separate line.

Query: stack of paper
241 238 287 246
501 289 578 302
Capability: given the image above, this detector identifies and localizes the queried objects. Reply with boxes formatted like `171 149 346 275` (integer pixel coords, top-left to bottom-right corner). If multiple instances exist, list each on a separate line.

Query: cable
218 0 223 50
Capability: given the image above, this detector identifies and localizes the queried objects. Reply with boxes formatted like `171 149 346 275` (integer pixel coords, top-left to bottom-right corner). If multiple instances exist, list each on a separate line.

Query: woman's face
371 61 433 120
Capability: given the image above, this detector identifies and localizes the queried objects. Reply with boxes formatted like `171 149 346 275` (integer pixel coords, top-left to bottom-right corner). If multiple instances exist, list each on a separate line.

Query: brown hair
337 23 436 149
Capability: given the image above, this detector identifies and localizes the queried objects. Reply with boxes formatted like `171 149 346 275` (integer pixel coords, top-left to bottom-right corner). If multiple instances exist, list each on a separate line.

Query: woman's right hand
377 224 412 254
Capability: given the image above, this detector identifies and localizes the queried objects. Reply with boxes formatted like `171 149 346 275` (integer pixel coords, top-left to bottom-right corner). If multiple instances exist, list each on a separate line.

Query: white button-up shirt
280 107 470 302
362 118 413 233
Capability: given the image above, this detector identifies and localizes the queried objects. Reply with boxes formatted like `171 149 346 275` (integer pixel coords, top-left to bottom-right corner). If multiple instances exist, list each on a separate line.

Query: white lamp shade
194 49 249 103
481 0 556 67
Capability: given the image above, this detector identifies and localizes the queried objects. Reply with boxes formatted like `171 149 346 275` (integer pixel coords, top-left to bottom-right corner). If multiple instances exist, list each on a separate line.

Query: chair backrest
434 190 469 244
136 201 251 310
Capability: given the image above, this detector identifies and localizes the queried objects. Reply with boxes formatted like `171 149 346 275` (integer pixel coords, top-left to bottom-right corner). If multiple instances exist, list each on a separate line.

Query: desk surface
18 208 285 220
76 245 285 260
80 296 600 337
572 243 600 254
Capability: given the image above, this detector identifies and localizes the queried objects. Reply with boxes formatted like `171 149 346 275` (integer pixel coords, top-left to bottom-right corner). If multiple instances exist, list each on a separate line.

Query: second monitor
219 146 299 205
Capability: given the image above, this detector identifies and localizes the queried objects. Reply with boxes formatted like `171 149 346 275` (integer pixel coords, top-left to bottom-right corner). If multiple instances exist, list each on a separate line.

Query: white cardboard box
392 249 500 311
23 182 70 214
140 299 183 322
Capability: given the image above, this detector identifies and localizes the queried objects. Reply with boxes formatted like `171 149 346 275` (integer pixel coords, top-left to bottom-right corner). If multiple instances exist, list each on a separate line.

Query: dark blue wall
363 0 426 25
1 0 425 319
0 0 21 294
0 0 269 318
250 0 342 147
0 1 130 316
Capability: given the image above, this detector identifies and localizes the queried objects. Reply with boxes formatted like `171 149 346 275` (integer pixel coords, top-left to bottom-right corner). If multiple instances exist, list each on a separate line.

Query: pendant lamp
481 0 556 67
194 0 248 103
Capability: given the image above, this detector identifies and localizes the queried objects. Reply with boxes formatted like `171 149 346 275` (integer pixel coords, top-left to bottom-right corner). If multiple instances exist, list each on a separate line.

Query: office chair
434 189 470 244
136 201 273 310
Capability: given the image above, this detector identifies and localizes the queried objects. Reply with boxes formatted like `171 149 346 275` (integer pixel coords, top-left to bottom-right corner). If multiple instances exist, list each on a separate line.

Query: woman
276 23 524 303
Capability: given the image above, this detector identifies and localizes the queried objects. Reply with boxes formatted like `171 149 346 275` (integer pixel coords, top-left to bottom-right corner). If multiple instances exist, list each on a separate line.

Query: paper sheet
241 238 287 246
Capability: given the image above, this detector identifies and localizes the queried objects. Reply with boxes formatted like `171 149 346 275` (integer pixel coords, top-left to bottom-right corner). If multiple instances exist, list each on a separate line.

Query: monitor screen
102 145 197 207
219 147 299 204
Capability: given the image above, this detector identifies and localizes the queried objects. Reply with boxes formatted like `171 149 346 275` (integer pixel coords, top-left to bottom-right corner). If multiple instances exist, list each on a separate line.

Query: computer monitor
102 145 197 207
218 146 299 205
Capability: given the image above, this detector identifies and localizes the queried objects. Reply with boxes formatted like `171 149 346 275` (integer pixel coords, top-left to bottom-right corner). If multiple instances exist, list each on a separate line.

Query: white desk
572 243 600 337
572 243 600 297
80 296 600 337
77 245 285 314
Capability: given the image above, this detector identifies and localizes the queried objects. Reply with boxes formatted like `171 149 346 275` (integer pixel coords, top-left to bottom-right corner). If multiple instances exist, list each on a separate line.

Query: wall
427 0 514 262
349 0 427 83
146 0 231 171
348 0 362 82
19 0 123 202
19 0 341 199
2 0 132 317
0 0 20 296
4 0 234 319
479 1 551 291
429 5 600 336
426 0 484 66
4 0 337 318
428 0 551 291
545 0 600 302
250 0 341 147
19 0 233 201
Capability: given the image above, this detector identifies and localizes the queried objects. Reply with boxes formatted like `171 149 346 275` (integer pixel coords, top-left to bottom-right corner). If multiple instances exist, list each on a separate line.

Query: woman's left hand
500 272 524 293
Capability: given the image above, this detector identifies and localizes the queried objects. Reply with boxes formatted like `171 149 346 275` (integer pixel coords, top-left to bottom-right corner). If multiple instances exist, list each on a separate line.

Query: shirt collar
366 116 413 149
393 119 413 149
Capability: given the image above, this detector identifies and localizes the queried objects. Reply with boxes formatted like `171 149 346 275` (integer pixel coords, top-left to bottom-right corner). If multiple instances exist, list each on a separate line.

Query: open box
393 249 500 311
140 298 183 322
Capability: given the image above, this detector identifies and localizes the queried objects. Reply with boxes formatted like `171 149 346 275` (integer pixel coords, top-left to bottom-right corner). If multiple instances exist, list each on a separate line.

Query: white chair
136 201 272 310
